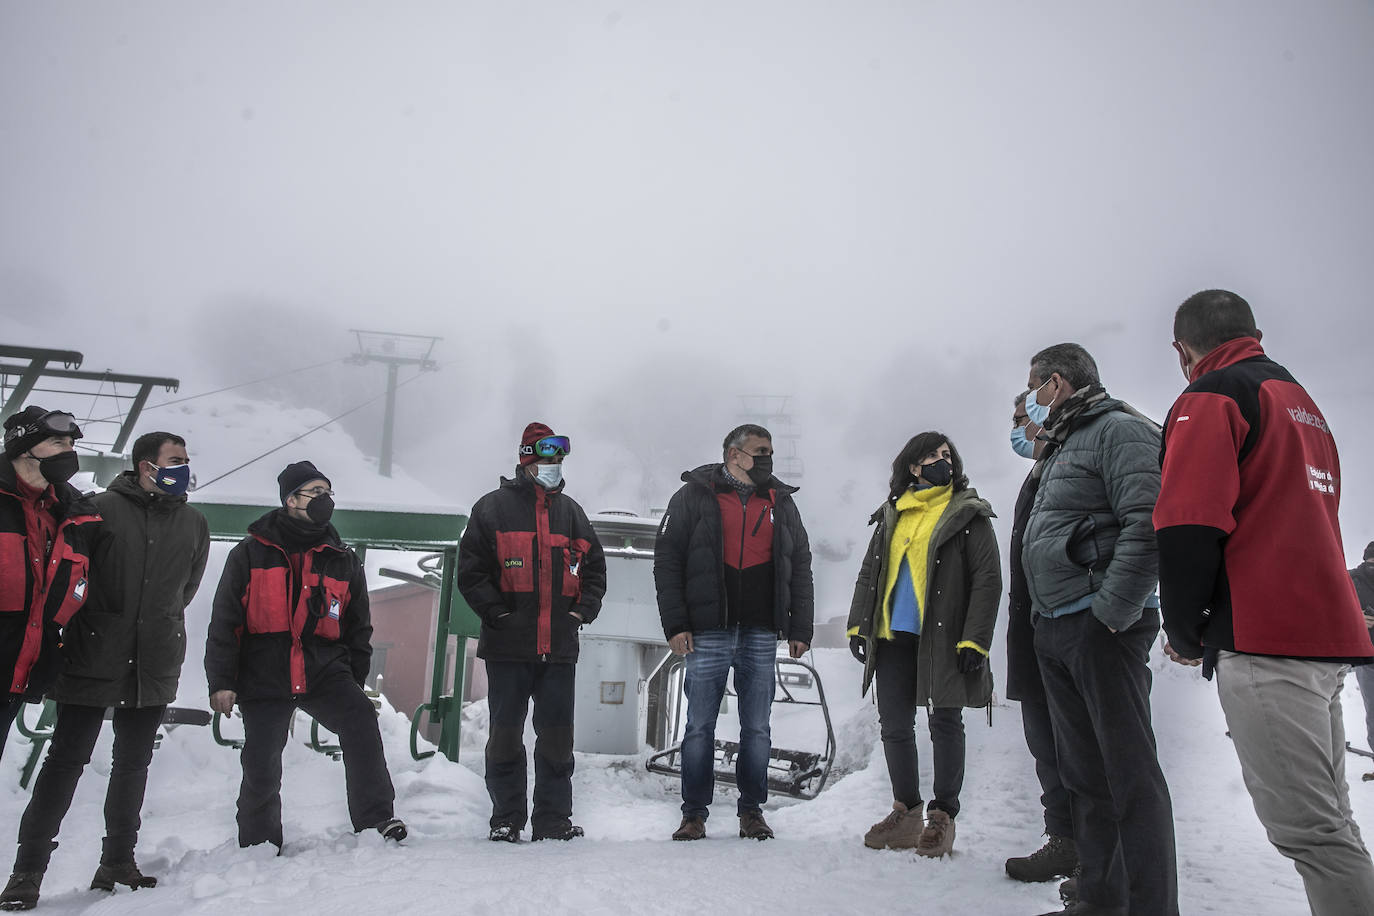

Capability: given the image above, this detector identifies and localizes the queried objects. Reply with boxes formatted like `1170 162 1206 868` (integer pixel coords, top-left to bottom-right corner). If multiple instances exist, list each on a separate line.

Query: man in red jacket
0 406 98 760
456 423 606 843
205 461 405 850
0 406 101 912
1154 290 1374 913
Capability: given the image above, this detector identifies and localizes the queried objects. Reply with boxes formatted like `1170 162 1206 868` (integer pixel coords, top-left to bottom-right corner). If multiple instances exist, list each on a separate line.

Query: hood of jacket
105 469 190 511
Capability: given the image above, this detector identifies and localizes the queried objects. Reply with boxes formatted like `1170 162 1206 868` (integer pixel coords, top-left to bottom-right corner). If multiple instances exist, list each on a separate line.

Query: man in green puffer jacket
1021 343 1178 916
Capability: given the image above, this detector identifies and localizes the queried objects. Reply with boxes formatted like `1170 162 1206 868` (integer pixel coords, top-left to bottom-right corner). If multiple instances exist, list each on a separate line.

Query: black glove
957 647 986 674
849 635 867 664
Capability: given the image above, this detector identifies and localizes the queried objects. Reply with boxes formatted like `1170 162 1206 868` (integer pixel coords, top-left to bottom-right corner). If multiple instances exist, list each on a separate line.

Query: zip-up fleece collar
1190 336 1266 382
0 458 83 509
681 463 799 498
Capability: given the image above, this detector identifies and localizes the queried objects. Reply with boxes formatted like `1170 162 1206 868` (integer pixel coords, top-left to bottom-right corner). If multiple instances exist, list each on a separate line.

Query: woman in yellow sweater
845 431 1002 857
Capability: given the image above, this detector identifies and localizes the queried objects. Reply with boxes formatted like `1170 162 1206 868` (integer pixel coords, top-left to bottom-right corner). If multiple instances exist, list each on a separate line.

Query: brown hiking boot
0 872 43 910
672 815 706 841
863 801 925 849
1005 834 1078 882
90 861 157 892
915 808 956 858
738 810 774 840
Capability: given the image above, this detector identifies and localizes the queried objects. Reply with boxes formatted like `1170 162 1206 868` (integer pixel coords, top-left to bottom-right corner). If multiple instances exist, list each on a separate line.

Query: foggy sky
3 2 1374 615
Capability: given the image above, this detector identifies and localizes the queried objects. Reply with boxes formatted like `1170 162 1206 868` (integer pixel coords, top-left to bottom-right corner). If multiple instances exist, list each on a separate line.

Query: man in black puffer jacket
10 432 208 899
457 423 606 843
654 423 814 842
205 461 405 850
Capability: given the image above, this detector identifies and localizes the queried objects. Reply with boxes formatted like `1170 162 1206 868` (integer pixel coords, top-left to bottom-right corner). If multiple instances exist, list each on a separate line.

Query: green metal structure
196 500 480 763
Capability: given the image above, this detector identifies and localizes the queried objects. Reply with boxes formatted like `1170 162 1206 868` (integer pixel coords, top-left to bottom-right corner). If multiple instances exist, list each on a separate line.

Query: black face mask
32 450 80 485
920 458 953 487
745 454 773 488
305 493 335 525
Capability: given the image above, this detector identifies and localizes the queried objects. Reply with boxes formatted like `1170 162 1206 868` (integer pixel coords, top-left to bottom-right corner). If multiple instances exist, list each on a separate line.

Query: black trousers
1035 609 1178 916
874 633 966 818
237 677 395 848
0 695 23 761
484 661 576 833
14 702 165 871
1020 695 1074 839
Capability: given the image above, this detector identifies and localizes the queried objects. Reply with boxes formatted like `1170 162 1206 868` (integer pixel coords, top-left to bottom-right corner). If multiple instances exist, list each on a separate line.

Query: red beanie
519 422 555 466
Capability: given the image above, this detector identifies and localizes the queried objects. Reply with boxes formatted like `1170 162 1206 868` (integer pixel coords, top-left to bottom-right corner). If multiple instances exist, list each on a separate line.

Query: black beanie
4 406 83 461
1365 541 1374 562
277 461 331 505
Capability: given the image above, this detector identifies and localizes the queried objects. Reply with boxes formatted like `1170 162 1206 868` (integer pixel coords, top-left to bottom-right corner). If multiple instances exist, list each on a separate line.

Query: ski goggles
520 435 571 459
8 410 84 443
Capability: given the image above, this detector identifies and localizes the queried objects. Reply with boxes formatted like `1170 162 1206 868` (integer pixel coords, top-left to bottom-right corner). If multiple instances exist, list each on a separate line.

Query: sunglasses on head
520 435 571 459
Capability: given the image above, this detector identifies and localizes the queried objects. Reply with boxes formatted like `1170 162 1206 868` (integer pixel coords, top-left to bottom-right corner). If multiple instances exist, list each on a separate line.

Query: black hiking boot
1006 834 1078 882
532 824 584 841
375 818 408 842
0 872 42 911
90 861 157 892
488 824 520 843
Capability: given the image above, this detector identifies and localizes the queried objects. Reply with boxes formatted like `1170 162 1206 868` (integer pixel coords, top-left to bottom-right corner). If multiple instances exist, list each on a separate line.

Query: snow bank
4 647 1373 915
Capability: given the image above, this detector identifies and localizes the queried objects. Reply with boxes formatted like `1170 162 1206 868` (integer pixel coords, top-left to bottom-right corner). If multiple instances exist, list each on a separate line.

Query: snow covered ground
4 646 1372 916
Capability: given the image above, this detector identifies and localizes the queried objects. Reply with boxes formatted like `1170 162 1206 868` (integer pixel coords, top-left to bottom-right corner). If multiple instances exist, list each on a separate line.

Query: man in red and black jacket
1154 290 1374 911
205 461 405 850
0 407 99 762
653 423 814 842
456 423 606 843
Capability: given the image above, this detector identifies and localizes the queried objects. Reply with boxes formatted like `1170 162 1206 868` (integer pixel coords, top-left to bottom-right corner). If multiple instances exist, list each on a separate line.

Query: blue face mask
1010 425 1036 459
1025 379 1054 426
149 462 191 496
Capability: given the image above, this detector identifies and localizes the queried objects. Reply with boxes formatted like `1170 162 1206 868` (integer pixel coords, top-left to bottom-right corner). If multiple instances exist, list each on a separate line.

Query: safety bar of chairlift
645 655 837 800
410 702 437 760
16 700 58 789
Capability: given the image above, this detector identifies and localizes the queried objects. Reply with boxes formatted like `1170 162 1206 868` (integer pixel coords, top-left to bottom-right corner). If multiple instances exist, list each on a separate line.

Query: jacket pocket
496 530 535 593
1067 516 1099 568
560 546 583 600
307 584 345 641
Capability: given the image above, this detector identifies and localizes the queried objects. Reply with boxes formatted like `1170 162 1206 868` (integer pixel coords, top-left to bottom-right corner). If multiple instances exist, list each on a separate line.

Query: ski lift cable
195 371 427 492
87 358 344 424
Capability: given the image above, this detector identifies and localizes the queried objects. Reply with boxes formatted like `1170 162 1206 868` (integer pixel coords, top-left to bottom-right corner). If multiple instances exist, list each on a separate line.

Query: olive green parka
846 487 1001 706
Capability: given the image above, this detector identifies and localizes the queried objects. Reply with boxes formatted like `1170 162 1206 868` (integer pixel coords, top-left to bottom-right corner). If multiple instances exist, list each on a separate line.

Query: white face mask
534 463 563 489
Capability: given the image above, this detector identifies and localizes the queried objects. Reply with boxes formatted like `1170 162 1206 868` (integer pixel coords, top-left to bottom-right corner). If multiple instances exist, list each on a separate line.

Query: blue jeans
680 626 777 819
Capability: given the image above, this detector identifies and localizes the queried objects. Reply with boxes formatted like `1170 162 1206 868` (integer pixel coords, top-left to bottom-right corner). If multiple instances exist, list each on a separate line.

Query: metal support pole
380 362 398 477
112 382 154 454
432 546 459 761
1 361 47 416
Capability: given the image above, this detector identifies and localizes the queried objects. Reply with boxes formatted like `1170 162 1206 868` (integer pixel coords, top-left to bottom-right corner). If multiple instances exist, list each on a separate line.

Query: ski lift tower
346 330 441 478
737 395 803 480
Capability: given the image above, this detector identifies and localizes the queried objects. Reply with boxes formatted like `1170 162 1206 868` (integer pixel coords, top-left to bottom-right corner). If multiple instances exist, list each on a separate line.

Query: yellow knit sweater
875 485 953 641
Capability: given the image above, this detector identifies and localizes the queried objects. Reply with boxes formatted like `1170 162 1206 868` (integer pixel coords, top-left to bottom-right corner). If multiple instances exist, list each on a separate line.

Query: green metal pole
433 545 458 761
